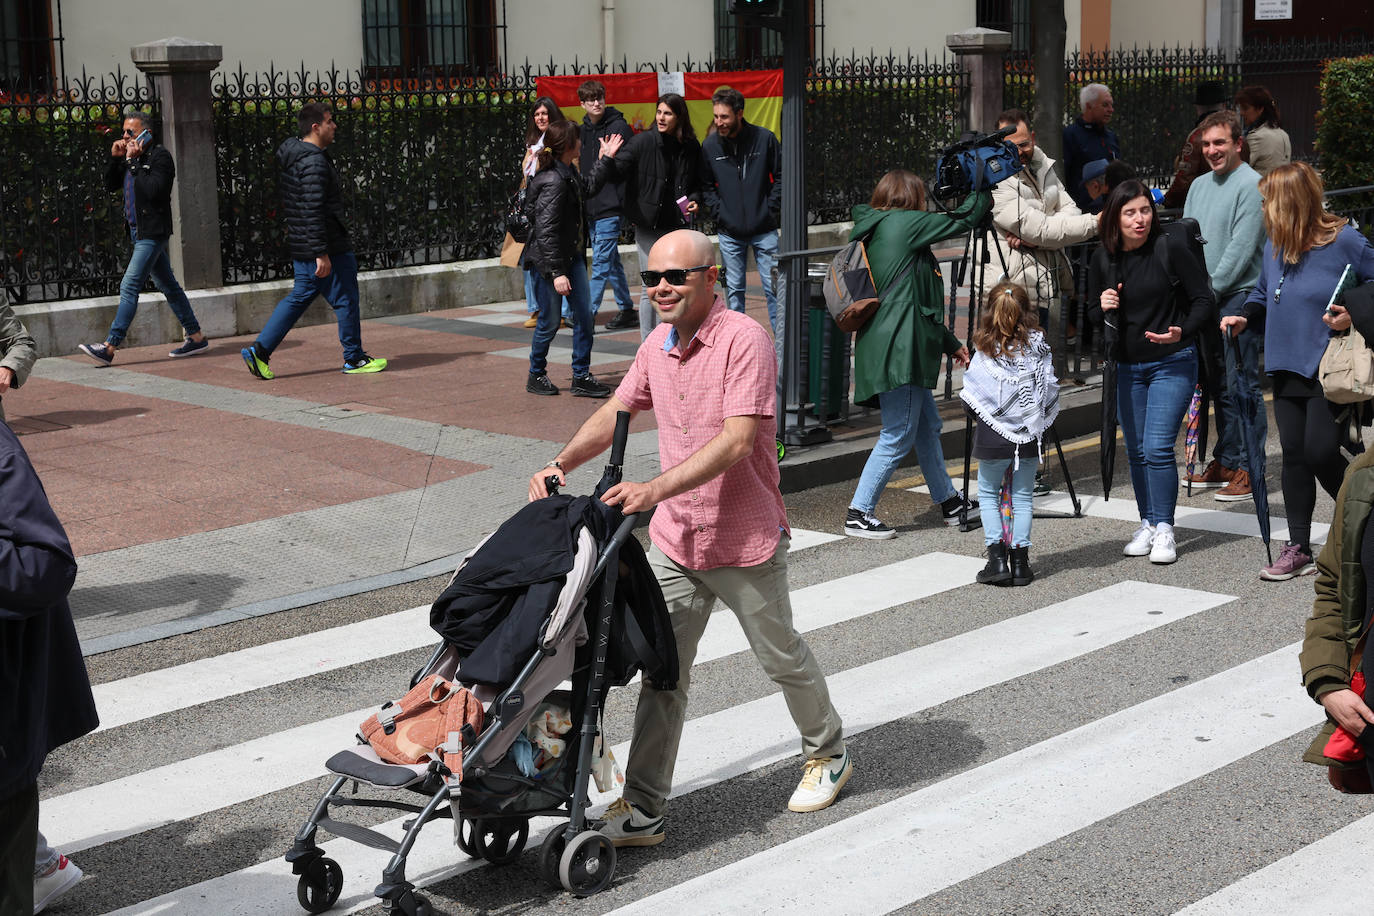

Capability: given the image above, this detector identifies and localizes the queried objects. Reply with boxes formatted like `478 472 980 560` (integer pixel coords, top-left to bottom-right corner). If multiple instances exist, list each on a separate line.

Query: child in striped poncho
960 282 1060 586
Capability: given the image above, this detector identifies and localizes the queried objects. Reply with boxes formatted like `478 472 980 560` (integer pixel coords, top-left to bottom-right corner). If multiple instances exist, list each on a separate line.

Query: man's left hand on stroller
528 463 566 501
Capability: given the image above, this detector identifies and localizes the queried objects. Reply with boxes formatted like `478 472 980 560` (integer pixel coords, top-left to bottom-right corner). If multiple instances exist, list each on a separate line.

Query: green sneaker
342 354 387 374
241 346 274 380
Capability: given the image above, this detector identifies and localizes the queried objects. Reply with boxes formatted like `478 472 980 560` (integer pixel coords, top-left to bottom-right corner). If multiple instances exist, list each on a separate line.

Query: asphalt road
37 434 1372 916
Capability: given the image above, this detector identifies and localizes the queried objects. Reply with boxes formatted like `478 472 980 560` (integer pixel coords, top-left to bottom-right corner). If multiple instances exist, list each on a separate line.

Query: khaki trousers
622 536 845 818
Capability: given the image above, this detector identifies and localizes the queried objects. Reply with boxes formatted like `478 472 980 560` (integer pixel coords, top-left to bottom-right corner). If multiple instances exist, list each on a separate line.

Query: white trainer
33 854 82 914
1150 523 1177 564
598 798 665 847
787 747 852 813
1124 521 1156 557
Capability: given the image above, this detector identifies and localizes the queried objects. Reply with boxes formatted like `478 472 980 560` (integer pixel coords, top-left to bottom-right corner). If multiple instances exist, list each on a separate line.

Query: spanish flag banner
536 70 783 139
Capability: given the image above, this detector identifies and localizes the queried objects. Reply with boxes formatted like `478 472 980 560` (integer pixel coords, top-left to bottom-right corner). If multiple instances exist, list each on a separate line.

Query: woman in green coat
842 169 992 539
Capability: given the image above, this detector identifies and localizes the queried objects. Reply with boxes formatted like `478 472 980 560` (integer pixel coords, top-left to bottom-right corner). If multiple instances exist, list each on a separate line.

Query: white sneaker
33 854 82 914
787 747 852 813
1124 521 1156 557
598 797 665 847
1150 523 1177 564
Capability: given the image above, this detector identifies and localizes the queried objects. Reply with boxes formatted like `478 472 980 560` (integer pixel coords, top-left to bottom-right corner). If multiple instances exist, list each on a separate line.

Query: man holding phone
77 109 209 365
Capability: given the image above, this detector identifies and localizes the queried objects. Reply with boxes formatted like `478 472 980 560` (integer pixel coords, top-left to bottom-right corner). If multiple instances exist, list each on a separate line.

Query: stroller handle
608 410 631 468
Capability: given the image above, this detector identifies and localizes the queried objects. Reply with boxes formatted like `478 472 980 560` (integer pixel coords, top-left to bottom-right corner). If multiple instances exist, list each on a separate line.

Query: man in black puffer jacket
77 108 209 366
240 103 386 380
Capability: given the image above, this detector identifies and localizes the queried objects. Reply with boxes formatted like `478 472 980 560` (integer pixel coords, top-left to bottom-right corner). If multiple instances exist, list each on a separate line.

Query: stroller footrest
326 747 431 788
318 816 401 854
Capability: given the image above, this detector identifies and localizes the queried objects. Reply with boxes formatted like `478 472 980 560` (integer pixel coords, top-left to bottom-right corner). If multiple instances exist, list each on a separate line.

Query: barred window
1 0 63 90
976 0 1031 53
362 0 501 78
713 0 821 69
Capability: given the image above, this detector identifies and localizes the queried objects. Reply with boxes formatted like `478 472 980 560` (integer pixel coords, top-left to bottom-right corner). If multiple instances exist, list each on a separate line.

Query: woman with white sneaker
1089 180 1214 564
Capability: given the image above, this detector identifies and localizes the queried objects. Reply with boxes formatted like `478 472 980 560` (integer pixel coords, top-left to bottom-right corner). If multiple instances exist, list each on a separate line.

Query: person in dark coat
587 93 703 340
240 103 387 380
0 421 98 915
578 81 640 331
1062 83 1120 211
77 108 209 366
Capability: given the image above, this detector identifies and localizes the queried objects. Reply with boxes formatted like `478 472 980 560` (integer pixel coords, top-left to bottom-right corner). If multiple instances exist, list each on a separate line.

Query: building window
714 0 821 68
362 0 501 79
976 0 1030 53
0 0 62 90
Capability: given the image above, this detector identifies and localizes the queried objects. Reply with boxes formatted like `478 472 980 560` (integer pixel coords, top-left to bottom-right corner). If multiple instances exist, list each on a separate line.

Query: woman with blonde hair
842 169 991 538
1222 162 1374 580
961 281 1059 585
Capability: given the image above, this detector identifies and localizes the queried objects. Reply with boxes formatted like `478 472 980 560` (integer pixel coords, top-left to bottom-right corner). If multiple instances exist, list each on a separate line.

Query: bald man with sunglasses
528 229 850 845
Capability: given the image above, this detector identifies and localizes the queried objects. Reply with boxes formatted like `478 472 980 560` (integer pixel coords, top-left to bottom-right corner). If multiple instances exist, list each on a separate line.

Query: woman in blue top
1222 162 1374 581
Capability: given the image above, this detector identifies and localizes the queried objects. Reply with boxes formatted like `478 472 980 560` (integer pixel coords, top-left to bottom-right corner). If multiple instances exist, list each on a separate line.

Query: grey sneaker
599 798 665 847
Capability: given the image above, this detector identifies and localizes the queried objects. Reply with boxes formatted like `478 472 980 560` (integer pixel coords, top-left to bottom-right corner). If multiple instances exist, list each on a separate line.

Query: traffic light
728 0 781 14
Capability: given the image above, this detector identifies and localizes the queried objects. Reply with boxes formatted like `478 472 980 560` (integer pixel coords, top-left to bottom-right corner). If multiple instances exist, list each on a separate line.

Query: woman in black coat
587 92 702 339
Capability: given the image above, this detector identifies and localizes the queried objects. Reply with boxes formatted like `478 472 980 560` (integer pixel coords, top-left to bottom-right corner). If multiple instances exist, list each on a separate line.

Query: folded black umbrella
1226 331 1273 565
1101 315 1119 500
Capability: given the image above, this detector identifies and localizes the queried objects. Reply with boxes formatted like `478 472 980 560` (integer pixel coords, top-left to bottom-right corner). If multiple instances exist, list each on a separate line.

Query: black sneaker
605 309 639 331
940 493 980 527
1033 470 1052 497
843 507 896 539
526 373 559 396
168 337 210 358
571 373 612 399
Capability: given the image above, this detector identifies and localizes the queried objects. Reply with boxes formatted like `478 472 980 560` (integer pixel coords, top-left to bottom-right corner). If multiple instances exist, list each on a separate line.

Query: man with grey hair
77 108 209 366
1063 83 1120 210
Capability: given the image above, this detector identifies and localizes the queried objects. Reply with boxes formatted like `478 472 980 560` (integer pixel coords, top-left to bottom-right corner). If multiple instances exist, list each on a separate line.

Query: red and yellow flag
536 70 783 139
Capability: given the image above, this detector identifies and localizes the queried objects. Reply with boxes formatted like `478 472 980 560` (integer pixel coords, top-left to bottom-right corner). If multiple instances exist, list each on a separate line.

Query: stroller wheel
473 818 529 865
295 856 343 913
538 825 569 889
456 818 479 859
559 830 617 897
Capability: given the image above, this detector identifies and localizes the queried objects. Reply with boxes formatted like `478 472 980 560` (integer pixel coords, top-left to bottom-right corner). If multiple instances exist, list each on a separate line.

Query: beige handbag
1319 328 1374 404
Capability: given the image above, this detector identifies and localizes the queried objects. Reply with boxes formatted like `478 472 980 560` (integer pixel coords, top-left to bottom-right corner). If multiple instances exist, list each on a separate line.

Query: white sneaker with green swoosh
787 747 852 813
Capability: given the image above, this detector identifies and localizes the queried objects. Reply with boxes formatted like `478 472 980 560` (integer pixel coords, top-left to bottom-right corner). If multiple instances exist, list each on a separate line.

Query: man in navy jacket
701 88 783 335
1062 83 1120 211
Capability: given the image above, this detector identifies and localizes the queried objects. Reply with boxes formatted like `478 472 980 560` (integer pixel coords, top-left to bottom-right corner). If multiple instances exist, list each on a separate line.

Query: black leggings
1273 392 1348 552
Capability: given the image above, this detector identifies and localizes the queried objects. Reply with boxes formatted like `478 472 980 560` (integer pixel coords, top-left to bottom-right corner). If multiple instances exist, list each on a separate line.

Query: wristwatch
544 460 563 470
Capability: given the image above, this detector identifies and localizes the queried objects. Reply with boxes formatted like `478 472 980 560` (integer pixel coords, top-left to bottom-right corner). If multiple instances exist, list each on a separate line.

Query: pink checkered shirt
615 296 788 570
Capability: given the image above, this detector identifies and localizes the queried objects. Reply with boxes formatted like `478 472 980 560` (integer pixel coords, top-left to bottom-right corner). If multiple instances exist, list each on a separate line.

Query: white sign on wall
1255 0 1293 20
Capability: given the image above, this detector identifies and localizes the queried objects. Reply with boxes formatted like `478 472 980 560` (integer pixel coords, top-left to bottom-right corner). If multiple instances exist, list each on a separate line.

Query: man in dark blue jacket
0 422 98 915
241 103 386 380
1062 83 1120 211
77 109 209 366
701 88 783 333
578 81 639 331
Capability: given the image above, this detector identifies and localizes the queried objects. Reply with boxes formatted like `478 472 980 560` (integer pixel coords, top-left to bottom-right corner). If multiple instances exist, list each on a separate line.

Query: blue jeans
1213 289 1266 469
107 234 201 346
718 230 780 331
256 252 364 363
850 384 956 514
978 455 1039 546
1117 345 1198 526
588 216 634 314
524 268 571 319
529 258 594 377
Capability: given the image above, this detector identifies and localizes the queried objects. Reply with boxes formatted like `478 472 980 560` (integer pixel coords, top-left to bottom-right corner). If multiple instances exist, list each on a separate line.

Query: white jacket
990 147 1098 310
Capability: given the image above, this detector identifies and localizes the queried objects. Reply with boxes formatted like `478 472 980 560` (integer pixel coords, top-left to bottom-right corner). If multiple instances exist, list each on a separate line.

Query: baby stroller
284 412 675 914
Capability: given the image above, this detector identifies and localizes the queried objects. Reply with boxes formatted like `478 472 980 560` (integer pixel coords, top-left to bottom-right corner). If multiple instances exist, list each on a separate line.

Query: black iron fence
0 70 157 305
1005 37 1374 189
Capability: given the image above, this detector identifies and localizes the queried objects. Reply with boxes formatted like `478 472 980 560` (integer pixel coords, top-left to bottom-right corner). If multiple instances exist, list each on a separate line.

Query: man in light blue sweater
1182 110 1266 502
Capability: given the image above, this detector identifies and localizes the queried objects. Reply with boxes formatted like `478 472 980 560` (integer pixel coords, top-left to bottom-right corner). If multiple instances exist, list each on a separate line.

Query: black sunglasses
123 128 136 136
641 265 713 287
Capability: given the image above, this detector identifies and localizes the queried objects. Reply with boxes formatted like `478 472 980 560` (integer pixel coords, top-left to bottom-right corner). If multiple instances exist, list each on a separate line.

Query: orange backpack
359 675 485 772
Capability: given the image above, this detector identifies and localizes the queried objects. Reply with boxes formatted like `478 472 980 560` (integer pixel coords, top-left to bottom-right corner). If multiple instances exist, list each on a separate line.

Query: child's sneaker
599 798 665 847
787 747 852 812
33 854 82 914
843 507 895 539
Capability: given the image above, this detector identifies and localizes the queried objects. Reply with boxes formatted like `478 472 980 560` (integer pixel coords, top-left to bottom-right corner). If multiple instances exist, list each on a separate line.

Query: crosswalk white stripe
1172 812 1374 914
90 529 843 734
611 644 1322 916
49 551 983 852
95 581 1230 913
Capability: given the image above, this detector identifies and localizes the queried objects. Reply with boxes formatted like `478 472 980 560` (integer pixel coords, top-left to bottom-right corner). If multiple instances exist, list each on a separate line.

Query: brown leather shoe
523 314 539 328
1184 459 1234 489
1214 468 1252 502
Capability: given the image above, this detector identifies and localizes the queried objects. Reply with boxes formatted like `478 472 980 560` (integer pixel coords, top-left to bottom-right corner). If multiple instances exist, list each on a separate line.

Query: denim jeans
107 234 201 346
1213 288 1266 469
977 455 1039 546
588 216 634 314
529 258 594 377
850 384 957 515
524 268 570 319
1117 345 1198 526
718 229 780 332
256 252 364 364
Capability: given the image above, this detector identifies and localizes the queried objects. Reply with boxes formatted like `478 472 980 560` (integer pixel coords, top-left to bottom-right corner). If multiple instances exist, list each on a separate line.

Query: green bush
1317 55 1374 189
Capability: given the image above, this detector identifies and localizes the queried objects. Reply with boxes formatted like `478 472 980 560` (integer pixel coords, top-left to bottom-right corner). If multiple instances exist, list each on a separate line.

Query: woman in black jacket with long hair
588 92 702 339
523 120 622 398
1088 179 1214 565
